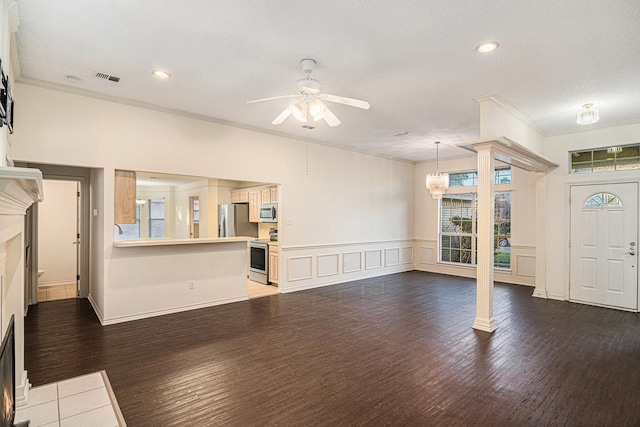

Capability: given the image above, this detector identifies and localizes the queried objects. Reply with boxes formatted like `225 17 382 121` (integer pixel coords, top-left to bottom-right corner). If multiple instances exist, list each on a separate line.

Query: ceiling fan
247 58 370 128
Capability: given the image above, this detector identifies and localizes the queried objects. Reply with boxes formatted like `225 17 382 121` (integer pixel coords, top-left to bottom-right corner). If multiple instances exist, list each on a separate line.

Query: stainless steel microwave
259 203 277 223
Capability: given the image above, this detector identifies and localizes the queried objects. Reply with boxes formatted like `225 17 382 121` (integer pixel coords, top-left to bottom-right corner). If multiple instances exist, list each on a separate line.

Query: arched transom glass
584 192 622 207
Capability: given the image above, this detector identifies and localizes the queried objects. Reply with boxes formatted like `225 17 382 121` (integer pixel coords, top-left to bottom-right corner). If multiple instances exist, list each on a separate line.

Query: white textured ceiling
14 0 640 162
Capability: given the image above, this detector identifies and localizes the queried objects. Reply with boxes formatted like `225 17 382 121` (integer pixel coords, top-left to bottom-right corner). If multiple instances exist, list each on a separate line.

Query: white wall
37 180 77 286
543 121 640 300
12 83 415 322
414 154 538 286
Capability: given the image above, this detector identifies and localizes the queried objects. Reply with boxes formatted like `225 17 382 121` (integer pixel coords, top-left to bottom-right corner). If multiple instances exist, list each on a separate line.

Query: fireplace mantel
0 166 44 215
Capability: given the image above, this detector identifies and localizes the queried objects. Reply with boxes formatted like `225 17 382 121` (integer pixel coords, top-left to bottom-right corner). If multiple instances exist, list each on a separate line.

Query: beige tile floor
15 371 126 427
247 279 279 298
38 283 77 302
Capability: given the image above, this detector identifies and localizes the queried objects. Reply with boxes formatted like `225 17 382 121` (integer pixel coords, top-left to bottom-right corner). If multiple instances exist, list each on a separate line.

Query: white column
532 172 548 298
473 143 497 332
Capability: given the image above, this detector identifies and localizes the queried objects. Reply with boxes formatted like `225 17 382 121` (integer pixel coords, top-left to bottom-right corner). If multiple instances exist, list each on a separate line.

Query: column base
532 288 548 299
15 370 30 407
472 317 497 333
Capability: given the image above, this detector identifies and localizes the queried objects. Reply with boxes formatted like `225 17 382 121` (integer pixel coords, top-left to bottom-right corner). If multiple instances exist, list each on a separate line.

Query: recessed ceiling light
152 69 171 79
65 75 81 83
476 41 499 53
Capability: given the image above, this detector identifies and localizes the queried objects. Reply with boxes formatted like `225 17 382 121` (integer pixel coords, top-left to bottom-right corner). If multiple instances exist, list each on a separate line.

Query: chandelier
426 141 449 199
577 103 599 125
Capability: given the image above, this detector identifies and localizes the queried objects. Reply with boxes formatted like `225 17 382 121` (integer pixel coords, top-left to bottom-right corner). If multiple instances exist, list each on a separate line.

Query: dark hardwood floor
24 271 640 426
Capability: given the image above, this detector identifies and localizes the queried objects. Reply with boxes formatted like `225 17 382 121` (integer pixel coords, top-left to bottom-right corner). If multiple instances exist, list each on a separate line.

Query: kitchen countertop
113 237 252 248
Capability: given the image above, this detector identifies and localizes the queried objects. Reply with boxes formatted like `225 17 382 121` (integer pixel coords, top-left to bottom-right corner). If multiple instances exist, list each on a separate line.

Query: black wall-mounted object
0 58 14 134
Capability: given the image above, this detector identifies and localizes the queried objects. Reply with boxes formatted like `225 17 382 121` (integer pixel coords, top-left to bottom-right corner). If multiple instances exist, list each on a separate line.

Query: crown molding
0 166 43 215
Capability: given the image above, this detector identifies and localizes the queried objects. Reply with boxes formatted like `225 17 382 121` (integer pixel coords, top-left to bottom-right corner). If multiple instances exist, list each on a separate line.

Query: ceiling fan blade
271 108 292 125
322 107 341 127
247 95 298 104
320 93 370 109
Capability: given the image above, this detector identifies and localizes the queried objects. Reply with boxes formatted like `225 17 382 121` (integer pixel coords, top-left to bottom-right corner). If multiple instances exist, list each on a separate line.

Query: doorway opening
36 179 81 302
19 163 92 307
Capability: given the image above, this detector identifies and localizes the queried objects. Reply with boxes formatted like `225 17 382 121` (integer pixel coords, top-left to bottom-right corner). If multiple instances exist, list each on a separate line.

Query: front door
569 182 638 310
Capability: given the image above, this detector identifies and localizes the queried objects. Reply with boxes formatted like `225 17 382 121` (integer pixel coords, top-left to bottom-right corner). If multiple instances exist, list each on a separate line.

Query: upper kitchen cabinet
248 190 261 222
261 189 271 204
231 189 249 203
114 169 136 224
261 186 278 204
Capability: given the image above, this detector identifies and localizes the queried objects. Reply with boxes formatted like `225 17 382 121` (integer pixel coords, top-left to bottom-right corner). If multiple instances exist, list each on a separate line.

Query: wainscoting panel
417 241 436 265
385 248 400 267
287 256 313 282
317 253 340 278
401 246 414 265
343 251 362 274
414 240 536 286
280 240 414 293
365 250 382 270
516 255 536 277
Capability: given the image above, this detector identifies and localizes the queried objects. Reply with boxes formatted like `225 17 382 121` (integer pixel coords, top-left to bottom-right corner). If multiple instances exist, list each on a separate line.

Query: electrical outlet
189 281 195 289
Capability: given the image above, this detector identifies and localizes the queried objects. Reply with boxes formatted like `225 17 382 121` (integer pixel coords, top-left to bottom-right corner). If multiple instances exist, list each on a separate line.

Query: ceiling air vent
94 72 120 83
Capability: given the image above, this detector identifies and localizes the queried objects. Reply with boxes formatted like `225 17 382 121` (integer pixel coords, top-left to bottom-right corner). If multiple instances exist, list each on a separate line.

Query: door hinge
569 240 571 248
77 191 80 197
77 233 80 239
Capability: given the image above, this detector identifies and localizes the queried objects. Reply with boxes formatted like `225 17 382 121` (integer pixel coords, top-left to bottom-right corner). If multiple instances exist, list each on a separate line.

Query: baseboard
15 370 30 408
532 288 548 298
38 280 75 287
88 293 105 325
101 296 249 325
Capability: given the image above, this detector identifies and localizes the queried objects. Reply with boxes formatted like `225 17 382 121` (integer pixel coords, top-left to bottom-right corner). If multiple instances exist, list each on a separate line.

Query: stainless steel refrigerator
218 204 258 237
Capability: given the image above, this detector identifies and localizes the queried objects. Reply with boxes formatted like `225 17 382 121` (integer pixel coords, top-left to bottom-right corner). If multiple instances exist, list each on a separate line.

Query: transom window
584 192 622 207
570 144 640 174
449 167 511 187
440 192 511 268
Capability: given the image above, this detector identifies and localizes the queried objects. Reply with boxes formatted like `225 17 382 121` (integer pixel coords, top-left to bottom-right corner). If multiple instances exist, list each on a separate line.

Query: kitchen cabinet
248 190 261 222
268 243 279 285
114 169 136 224
270 187 278 203
261 189 271 204
231 189 249 203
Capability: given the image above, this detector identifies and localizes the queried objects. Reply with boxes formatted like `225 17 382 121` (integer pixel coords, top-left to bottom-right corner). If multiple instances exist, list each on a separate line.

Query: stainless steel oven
249 240 269 284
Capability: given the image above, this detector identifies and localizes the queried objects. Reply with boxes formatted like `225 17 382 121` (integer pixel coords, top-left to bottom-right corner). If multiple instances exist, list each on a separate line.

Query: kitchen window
115 205 141 240
440 192 511 268
149 199 165 238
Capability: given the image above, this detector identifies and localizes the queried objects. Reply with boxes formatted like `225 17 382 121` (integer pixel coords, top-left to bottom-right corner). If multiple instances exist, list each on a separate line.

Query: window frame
148 198 165 239
569 143 640 174
438 163 512 271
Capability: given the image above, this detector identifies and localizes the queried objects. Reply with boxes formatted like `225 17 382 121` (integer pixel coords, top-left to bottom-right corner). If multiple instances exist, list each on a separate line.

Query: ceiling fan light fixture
290 101 307 122
577 103 599 125
308 100 325 121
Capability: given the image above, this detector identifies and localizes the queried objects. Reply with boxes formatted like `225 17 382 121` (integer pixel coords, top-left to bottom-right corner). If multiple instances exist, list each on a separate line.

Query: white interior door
570 182 638 310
